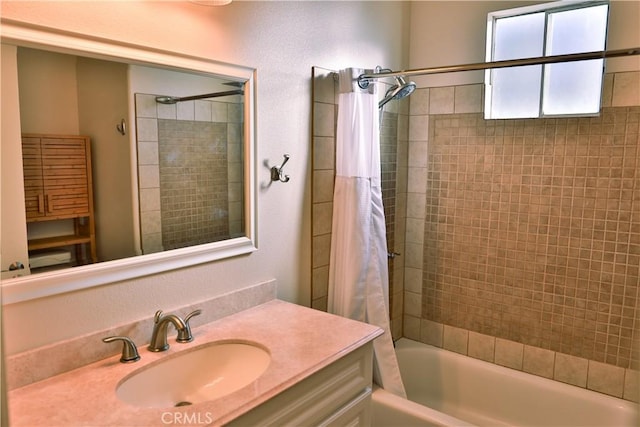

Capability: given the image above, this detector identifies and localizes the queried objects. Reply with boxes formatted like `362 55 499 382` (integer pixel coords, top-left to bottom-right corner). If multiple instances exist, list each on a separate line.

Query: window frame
484 0 610 120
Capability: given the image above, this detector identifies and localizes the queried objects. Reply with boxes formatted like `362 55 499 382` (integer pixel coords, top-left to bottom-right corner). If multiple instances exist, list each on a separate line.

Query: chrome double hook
270 154 291 183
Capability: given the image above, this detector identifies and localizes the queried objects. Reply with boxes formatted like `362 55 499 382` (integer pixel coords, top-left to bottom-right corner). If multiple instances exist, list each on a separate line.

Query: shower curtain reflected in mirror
327 68 406 398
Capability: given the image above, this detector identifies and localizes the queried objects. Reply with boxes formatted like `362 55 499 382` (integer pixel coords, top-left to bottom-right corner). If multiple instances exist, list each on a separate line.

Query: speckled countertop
8 300 382 426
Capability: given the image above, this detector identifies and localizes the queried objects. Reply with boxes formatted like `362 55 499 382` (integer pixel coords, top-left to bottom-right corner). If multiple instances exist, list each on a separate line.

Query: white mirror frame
0 19 257 304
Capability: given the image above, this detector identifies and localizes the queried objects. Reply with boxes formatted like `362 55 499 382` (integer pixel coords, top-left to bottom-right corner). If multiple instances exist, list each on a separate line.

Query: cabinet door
22 137 45 220
41 137 90 219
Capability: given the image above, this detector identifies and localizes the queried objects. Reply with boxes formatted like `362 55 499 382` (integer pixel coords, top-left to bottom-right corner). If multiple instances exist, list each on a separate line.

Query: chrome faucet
148 309 202 352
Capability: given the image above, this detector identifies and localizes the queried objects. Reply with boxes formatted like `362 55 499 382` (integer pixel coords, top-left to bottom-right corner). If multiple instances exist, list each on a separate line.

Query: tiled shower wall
403 71 639 401
311 68 638 401
311 67 408 338
157 120 229 250
135 94 244 254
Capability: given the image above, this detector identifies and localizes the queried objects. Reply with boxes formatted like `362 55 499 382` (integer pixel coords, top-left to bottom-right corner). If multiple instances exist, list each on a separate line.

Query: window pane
543 4 608 115
543 59 604 115
485 2 608 119
491 66 542 119
487 13 545 118
494 13 545 60
546 5 608 55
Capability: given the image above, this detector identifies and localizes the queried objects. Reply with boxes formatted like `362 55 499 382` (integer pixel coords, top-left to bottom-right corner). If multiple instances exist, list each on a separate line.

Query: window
484 1 609 119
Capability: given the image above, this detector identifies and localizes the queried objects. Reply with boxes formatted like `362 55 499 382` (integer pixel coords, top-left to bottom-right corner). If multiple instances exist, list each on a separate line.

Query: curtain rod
357 47 640 87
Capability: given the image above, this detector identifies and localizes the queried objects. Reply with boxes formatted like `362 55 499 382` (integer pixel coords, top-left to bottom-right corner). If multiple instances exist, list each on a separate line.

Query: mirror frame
1 19 257 304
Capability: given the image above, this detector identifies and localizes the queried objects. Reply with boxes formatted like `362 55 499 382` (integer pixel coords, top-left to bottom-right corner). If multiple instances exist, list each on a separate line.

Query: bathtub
372 338 639 427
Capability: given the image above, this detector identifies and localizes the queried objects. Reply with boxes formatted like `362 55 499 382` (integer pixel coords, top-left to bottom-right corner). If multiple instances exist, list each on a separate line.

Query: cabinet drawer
228 343 373 427
320 389 371 427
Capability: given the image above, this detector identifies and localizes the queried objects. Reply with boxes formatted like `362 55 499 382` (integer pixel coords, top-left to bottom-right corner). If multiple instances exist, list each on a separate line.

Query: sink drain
175 401 192 407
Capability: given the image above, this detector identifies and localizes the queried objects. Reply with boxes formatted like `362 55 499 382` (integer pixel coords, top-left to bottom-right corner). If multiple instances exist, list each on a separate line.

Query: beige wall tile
406 192 426 219
136 117 158 142
443 325 469 355
408 167 428 193
612 71 640 107
311 297 327 312
420 319 443 347
405 218 425 245
139 188 161 212
600 73 614 107
313 102 335 137
312 202 332 236
194 100 212 121
429 86 455 114
588 360 625 398
312 170 334 203
176 100 194 120
408 140 429 168
495 338 524 370
409 114 430 141
398 113 409 141
410 88 429 115
396 166 408 194
135 94 159 118
313 68 336 104
392 291 404 319
211 102 228 122
313 137 335 170
404 242 423 269
138 165 159 189
228 103 243 123
468 331 495 363
404 315 421 341
404 267 422 294
311 233 331 268
137 141 159 165
404 291 421 317
312 266 329 300
454 84 482 113
391 317 403 340
523 345 555 379
554 353 588 388
624 369 639 402
157 102 177 120
141 231 163 254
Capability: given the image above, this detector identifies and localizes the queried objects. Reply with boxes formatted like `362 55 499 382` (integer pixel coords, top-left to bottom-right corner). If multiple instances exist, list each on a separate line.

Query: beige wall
0 1 410 354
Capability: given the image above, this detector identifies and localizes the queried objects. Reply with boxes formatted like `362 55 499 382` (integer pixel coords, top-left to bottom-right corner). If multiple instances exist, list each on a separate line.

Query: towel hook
271 154 291 183
116 118 126 136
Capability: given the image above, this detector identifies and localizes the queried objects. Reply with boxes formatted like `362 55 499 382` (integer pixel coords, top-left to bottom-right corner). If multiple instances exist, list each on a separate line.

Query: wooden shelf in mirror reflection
22 134 97 268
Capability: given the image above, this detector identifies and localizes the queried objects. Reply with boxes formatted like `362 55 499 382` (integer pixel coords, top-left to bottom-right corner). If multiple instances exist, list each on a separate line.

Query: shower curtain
328 68 406 398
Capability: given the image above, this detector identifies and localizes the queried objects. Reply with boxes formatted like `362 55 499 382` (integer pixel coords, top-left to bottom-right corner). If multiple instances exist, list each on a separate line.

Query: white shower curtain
327 68 406 398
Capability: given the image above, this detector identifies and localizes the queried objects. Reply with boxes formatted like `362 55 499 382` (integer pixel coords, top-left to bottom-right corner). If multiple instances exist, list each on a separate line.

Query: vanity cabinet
227 342 374 426
21 134 97 266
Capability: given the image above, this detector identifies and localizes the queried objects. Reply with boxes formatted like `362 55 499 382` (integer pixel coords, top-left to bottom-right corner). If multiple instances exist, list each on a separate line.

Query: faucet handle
176 309 202 343
153 310 164 324
103 336 141 363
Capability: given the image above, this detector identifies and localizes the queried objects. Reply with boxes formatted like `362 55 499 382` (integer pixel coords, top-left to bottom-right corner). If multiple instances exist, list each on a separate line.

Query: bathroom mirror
0 19 257 304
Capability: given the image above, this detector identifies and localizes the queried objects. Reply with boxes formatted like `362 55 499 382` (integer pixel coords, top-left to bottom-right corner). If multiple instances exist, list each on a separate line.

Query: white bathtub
372 338 639 427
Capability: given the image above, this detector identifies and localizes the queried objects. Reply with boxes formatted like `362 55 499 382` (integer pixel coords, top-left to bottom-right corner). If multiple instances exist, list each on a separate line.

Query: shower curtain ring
271 154 291 183
357 75 371 89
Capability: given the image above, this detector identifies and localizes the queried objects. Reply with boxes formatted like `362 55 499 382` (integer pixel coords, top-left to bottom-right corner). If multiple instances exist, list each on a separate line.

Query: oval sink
116 341 271 408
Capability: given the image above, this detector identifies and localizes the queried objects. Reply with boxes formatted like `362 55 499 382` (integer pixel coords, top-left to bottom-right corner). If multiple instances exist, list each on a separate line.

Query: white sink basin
116 341 271 408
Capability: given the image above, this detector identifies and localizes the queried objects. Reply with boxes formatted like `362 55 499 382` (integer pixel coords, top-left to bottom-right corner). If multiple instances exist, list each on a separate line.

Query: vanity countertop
8 300 382 426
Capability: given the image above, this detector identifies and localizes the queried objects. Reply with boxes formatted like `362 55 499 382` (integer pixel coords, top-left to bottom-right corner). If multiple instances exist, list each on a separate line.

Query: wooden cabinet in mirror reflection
21 134 97 270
